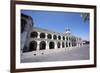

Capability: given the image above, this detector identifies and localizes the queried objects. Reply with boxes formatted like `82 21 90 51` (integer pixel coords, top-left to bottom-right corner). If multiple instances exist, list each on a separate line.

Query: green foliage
80 13 89 23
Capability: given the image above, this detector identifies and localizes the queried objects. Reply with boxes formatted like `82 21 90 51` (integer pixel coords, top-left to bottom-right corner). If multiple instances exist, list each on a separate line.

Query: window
30 31 38 38
47 34 52 39
63 36 65 40
66 37 68 40
58 36 61 40
53 35 57 40
40 41 46 50
40 33 45 38
29 41 37 51
49 41 55 49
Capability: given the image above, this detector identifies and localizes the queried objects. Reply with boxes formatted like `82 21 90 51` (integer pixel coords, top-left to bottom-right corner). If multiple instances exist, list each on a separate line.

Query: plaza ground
21 45 89 63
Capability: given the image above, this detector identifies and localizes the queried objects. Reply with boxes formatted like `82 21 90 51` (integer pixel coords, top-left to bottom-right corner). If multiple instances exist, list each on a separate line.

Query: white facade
23 27 83 56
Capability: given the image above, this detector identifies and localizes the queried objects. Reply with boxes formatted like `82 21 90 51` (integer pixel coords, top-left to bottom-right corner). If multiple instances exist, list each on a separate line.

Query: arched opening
62 42 65 48
57 42 60 48
29 41 37 51
47 34 52 39
66 42 68 47
53 35 57 40
63 36 65 40
40 33 45 38
30 31 38 38
40 41 46 50
66 37 68 40
58 36 61 40
49 41 55 49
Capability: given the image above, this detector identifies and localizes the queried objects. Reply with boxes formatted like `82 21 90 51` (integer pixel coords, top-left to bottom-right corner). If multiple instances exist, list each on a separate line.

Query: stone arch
63 36 65 40
49 41 55 49
57 42 60 48
40 33 45 38
29 41 37 51
58 35 61 40
30 31 38 38
66 37 68 40
47 34 52 39
53 35 57 40
40 41 46 50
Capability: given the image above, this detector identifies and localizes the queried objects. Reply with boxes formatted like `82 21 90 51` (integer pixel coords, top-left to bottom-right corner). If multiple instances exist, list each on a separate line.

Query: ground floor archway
40 41 46 50
49 41 55 49
29 41 37 51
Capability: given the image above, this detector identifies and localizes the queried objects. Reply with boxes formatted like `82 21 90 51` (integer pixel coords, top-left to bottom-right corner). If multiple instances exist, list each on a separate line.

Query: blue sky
21 10 90 41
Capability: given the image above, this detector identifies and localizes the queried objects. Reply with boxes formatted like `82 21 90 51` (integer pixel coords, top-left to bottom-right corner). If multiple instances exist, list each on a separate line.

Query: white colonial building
21 13 83 56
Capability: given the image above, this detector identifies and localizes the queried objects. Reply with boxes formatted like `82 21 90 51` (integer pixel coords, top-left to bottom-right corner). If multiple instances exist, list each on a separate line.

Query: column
61 36 62 40
52 34 53 40
77 41 78 47
45 33 48 39
55 41 57 49
56 35 58 40
60 41 62 48
37 41 40 51
64 41 66 48
37 32 40 38
68 36 69 47
46 41 49 50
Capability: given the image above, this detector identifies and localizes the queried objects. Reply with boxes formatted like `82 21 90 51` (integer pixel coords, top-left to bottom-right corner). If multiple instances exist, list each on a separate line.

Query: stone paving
21 45 89 63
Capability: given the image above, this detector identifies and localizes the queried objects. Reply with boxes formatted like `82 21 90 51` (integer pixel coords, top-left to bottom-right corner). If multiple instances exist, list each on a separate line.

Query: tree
80 13 89 22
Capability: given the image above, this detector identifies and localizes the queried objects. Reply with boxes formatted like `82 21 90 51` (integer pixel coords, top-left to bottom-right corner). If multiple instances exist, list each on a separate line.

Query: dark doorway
29 41 37 51
49 41 55 49
40 41 46 50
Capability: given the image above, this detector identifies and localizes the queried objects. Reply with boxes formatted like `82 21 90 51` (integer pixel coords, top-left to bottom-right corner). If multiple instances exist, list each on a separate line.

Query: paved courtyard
21 45 89 63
